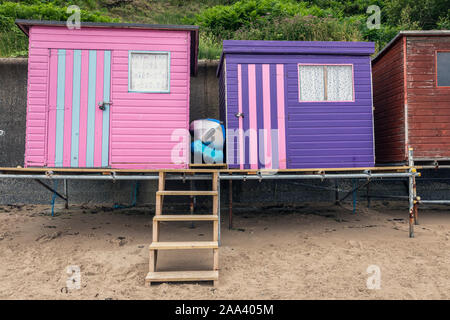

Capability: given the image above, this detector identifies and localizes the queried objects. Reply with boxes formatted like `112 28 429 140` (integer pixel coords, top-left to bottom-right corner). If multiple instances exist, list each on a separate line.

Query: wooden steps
157 190 218 196
149 241 218 250
153 215 218 221
145 270 219 284
146 171 220 287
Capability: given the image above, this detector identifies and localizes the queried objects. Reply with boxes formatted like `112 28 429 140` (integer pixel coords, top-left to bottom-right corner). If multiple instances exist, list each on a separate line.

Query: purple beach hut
217 40 376 169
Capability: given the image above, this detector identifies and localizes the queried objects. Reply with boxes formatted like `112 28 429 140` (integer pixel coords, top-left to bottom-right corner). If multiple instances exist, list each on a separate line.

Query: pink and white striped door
46 49 112 168
234 63 287 170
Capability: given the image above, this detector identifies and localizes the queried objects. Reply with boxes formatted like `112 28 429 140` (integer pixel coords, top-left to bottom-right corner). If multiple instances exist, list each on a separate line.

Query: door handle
98 101 112 111
235 112 244 118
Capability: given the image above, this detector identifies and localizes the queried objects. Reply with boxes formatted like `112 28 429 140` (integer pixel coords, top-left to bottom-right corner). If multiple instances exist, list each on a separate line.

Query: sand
0 202 449 300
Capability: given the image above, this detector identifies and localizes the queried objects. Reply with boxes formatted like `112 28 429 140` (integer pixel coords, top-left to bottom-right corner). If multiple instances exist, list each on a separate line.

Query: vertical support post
366 181 371 208
152 220 159 242
212 171 220 284
213 247 219 287
229 179 233 230
212 171 219 215
217 172 221 246
51 180 58 217
190 179 194 215
352 179 357 214
152 171 165 271
334 179 339 205
413 200 419 226
334 179 340 222
213 248 219 271
213 220 219 241
190 179 195 229
408 148 415 238
155 171 165 216
149 250 156 272
64 179 68 209
413 175 419 225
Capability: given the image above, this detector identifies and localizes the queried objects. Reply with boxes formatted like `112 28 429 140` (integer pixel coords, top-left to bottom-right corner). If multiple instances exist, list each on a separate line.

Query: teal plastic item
190 119 225 150
191 140 223 164
203 146 223 164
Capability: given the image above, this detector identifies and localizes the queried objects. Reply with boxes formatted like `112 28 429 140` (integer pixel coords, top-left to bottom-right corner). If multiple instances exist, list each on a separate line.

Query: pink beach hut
16 19 198 169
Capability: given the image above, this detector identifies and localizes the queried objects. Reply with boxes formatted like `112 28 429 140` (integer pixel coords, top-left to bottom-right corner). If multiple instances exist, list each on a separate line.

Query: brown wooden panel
409 122 450 130
409 103 450 111
407 33 450 161
407 74 437 82
410 137 450 144
408 95 450 103
407 81 434 89
372 38 406 163
407 61 435 68
408 129 450 137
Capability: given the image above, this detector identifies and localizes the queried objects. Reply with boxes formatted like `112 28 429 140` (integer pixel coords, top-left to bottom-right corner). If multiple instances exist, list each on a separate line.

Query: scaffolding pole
419 200 450 204
408 148 419 237
0 168 419 238
229 179 233 230
64 179 68 209
219 173 416 180
34 179 67 202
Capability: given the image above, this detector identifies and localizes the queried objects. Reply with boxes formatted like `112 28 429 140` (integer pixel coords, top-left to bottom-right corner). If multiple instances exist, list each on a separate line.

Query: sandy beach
0 202 448 299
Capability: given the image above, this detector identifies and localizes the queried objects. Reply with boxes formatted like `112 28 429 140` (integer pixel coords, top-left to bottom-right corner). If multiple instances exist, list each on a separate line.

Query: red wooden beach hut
372 31 450 164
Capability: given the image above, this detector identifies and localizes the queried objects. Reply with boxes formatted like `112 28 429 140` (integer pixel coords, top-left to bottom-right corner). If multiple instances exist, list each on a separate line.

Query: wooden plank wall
372 38 407 163
25 25 191 169
406 36 450 160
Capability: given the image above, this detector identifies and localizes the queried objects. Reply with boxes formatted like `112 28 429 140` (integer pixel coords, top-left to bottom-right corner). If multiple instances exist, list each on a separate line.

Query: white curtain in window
326 65 353 101
299 65 325 101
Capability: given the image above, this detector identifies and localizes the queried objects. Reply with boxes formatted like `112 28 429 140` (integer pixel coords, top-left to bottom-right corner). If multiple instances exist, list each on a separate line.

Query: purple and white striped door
46 49 111 168
233 63 287 170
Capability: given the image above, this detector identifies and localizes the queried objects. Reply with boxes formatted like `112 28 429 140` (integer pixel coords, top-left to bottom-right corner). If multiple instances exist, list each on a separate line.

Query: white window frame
298 63 355 102
128 50 171 93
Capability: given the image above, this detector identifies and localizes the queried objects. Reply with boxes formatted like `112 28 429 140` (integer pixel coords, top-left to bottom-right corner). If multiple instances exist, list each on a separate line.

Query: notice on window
129 52 170 92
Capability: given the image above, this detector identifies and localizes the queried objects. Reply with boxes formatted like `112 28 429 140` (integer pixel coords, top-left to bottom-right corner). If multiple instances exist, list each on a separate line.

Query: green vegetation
0 0 117 56
0 0 449 59
190 0 450 55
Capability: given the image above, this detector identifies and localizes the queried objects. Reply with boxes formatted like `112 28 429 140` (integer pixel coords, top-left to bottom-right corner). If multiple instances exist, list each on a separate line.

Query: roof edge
15 19 199 76
15 19 199 34
372 30 450 64
221 40 375 56
217 40 376 77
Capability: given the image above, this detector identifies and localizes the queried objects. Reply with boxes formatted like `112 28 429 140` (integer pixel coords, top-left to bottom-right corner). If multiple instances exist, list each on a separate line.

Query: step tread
145 270 218 282
149 241 218 250
154 215 218 221
157 190 218 196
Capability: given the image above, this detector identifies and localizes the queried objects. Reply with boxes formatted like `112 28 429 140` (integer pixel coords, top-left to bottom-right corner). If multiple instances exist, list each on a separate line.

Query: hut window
298 64 354 102
129 51 170 93
437 51 450 87
299 65 325 101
